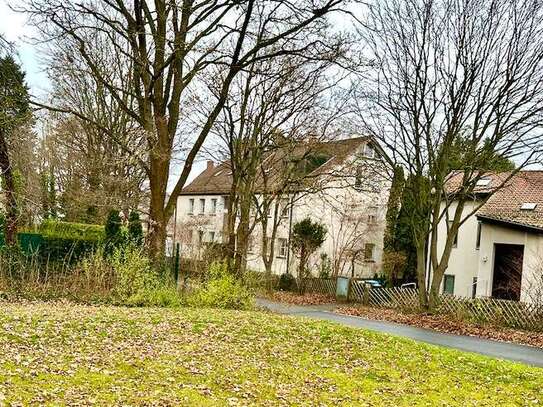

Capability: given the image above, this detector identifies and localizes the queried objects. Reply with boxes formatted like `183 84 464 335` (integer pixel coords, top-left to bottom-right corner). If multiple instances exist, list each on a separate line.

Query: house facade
431 171 543 304
175 137 391 278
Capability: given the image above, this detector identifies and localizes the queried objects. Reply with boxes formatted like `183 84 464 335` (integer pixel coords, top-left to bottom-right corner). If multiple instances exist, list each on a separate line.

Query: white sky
0 0 208 189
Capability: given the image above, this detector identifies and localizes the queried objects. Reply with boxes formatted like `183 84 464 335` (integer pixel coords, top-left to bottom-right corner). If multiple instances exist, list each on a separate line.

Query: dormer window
476 178 491 187
520 203 537 211
363 143 375 158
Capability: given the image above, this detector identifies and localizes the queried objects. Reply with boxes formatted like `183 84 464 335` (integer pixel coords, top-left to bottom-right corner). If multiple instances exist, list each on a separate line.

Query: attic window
520 203 537 211
476 178 491 187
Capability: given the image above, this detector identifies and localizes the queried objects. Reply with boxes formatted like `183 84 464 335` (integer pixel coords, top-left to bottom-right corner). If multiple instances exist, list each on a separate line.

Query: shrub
38 220 105 241
278 273 297 291
125 286 181 307
105 209 123 251
110 245 160 299
187 262 254 310
127 211 144 246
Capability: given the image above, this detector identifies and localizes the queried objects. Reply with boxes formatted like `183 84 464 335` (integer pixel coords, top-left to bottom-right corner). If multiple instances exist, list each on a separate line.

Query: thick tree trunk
0 130 17 246
147 141 170 261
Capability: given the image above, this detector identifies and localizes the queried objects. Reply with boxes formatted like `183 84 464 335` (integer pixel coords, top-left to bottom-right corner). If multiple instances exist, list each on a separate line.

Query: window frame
277 238 288 258
443 274 455 295
363 243 375 262
188 198 194 214
210 198 217 215
199 198 205 214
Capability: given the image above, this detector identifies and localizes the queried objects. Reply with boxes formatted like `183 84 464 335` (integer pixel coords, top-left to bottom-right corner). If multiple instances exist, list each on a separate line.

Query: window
280 199 290 218
364 243 375 262
198 230 204 244
443 274 455 295
208 231 215 242
354 167 364 190
367 206 378 224
476 221 482 250
199 199 205 214
520 203 537 211
188 199 194 214
211 198 217 215
471 277 478 299
277 238 288 258
363 143 375 158
476 178 491 187
448 221 458 247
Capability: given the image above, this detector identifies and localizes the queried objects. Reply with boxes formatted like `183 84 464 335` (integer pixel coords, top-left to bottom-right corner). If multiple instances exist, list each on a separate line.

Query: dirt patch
263 291 336 305
337 305 543 349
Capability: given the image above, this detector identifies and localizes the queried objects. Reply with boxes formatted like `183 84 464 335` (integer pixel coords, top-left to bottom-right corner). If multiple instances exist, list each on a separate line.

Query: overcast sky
0 0 209 188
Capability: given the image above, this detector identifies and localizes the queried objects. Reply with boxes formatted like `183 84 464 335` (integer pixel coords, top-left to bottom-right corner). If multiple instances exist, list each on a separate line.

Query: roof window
476 178 491 186
214 170 223 177
520 203 537 211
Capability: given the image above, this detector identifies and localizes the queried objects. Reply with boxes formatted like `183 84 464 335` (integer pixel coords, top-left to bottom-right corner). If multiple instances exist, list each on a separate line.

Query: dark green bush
278 273 297 291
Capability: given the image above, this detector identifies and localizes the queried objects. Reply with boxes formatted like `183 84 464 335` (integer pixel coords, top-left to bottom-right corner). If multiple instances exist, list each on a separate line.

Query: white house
431 171 543 303
175 137 391 278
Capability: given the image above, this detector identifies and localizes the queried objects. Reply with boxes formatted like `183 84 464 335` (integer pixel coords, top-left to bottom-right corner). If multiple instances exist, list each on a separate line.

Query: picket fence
303 277 543 331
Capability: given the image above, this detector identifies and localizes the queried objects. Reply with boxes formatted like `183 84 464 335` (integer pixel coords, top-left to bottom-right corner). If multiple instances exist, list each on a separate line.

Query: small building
432 171 543 303
175 137 391 278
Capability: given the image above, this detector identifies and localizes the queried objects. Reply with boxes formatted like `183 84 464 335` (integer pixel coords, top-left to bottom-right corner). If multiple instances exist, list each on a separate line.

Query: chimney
207 160 214 171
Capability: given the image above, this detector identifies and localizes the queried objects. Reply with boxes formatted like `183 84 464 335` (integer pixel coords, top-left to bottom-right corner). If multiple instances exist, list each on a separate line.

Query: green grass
0 302 541 406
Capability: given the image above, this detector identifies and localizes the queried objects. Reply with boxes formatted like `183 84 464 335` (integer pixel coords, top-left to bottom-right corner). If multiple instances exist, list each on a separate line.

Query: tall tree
211 50 346 276
23 0 352 260
358 0 543 309
0 55 31 244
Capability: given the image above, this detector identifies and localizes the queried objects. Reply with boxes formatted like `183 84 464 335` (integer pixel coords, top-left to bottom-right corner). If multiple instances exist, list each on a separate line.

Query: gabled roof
180 137 370 195
475 171 543 231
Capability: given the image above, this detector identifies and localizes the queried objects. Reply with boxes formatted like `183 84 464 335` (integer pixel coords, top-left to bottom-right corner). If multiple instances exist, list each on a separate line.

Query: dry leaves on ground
337 305 543 348
264 291 335 305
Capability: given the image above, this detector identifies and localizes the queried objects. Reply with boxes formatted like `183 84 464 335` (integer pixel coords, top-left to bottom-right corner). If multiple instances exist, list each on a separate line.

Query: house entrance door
492 244 524 301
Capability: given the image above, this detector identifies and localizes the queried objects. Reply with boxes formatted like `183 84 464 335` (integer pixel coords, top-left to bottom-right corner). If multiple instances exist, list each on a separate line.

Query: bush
105 210 123 251
125 286 181 308
110 245 159 299
38 220 105 241
187 262 254 310
278 273 297 292
127 211 144 246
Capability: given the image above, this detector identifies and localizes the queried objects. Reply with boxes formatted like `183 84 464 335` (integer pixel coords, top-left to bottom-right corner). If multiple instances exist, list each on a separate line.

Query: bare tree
21 0 353 260
209 47 348 276
357 0 543 309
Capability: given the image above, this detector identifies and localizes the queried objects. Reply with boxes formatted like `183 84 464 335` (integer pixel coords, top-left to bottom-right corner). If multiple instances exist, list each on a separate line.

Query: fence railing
302 277 543 331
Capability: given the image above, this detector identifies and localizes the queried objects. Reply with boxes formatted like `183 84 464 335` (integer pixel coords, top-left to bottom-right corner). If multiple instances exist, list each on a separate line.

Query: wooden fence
303 277 543 331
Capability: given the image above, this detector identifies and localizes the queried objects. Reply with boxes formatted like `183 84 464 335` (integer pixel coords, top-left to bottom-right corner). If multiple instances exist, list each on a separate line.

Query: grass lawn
0 302 541 406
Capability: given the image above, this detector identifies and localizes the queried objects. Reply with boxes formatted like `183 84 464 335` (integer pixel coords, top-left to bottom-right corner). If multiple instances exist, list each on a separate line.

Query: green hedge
38 220 105 241
0 221 105 263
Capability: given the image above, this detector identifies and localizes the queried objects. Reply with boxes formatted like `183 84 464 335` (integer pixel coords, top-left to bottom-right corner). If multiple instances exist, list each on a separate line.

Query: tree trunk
0 130 17 246
234 196 251 278
415 244 428 311
148 158 169 261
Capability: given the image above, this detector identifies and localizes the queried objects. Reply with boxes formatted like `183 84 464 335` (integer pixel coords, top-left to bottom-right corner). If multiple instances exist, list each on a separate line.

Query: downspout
286 193 296 275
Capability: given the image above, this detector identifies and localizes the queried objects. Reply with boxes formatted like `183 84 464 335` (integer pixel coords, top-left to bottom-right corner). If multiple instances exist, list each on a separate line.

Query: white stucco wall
175 156 390 277
433 199 543 303
431 200 481 298
476 223 543 303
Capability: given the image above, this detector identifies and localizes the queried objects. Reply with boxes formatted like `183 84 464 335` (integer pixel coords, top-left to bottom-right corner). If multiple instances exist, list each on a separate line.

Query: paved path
256 298 543 368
